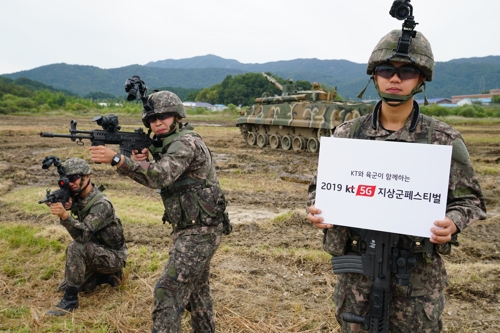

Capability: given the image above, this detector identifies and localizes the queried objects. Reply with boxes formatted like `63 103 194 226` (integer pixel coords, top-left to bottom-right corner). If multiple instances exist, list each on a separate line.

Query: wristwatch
111 153 122 166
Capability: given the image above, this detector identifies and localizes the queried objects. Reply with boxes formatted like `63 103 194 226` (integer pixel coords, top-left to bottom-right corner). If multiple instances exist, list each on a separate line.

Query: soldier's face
150 115 175 135
374 61 424 98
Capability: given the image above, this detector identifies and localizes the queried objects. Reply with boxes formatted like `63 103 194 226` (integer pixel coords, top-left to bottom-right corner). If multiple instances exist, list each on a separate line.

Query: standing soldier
46 158 127 316
89 90 231 333
307 28 487 332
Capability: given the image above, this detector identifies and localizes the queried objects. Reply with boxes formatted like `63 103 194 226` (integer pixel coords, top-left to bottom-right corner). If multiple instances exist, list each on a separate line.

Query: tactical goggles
67 175 82 183
148 113 173 124
374 65 421 80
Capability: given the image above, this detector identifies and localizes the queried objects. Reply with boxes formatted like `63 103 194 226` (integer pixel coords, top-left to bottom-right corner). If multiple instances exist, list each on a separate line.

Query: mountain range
2 54 500 101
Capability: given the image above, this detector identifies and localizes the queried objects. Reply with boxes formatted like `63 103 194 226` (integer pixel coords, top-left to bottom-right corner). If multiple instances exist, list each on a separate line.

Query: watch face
112 154 121 165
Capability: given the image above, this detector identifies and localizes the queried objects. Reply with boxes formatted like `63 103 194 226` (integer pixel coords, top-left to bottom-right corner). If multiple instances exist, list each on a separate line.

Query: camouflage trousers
65 240 125 287
334 274 445 333
152 224 223 333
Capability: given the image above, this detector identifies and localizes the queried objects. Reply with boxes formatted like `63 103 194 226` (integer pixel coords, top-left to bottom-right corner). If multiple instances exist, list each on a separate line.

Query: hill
2 55 500 100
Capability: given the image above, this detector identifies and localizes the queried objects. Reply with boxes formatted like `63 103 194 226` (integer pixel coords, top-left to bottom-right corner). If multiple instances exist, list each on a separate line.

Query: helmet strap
374 79 423 107
357 77 373 99
72 176 90 197
153 117 180 140
422 82 429 105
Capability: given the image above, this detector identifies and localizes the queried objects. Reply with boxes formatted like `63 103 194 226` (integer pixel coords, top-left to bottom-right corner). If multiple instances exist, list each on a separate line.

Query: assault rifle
330 230 416 333
39 114 151 158
38 156 71 205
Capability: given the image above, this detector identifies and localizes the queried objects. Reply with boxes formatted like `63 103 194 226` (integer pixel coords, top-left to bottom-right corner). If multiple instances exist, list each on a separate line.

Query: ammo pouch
93 218 126 250
160 179 228 232
74 191 125 250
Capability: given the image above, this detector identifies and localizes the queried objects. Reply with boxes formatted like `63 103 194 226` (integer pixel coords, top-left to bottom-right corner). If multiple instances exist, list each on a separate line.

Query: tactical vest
346 113 459 260
149 129 228 232
72 189 125 250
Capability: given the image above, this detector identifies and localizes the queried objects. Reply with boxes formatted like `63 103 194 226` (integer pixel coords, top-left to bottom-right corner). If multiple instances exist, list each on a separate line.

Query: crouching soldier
45 158 127 316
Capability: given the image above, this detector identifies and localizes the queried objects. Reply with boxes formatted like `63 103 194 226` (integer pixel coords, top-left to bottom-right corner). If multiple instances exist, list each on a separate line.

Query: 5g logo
356 185 376 197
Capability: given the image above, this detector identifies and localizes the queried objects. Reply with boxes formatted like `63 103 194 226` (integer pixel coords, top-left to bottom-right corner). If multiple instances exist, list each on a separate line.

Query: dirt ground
0 114 499 332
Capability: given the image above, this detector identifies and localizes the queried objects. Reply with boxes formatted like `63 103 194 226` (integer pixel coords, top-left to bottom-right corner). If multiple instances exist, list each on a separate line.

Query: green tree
492 95 500 103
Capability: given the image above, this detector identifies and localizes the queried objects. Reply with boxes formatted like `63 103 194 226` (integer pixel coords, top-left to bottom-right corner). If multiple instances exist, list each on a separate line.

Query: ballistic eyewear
374 65 421 80
148 113 173 123
67 175 81 183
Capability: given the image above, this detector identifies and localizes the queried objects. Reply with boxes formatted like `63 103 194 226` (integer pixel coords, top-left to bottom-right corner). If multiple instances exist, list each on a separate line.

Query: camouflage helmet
63 158 92 176
142 91 187 128
367 29 434 82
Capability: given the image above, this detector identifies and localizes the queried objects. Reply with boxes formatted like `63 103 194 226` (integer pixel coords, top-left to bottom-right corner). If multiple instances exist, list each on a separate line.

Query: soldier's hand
131 148 149 162
307 205 332 229
50 202 69 220
430 217 457 244
88 146 118 164
64 197 72 210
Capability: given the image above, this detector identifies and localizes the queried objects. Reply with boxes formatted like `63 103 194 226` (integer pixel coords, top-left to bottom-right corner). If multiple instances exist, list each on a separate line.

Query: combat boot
95 269 124 287
46 285 79 316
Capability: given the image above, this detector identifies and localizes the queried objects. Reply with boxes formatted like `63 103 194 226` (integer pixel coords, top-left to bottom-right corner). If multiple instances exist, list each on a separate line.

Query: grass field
1 114 499 332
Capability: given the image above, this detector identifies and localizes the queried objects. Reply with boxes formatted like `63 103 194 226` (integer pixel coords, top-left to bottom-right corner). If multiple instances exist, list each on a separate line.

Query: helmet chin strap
153 117 180 140
72 176 90 197
374 79 424 107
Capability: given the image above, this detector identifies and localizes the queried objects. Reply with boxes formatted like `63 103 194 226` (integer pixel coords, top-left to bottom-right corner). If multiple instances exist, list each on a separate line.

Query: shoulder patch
89 202 104 215
166 140 188 154
451 138 470 165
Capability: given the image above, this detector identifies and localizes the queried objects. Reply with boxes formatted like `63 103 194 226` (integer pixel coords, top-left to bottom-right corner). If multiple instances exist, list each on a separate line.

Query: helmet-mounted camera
389 0 413 21
42 155 66 176
124 75 153 112
388 0 418 61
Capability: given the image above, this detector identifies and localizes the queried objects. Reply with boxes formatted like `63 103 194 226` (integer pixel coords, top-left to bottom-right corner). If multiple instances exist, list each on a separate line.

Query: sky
1 0 499 75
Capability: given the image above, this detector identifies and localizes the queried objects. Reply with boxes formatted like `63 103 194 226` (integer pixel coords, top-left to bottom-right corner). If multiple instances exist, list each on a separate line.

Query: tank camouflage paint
236 73 373 153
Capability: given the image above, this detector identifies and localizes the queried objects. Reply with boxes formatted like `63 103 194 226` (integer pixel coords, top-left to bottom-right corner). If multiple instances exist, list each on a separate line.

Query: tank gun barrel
262 72 283 91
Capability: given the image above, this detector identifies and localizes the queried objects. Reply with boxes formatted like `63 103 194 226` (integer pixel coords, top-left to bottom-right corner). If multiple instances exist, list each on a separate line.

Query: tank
236 73 373 153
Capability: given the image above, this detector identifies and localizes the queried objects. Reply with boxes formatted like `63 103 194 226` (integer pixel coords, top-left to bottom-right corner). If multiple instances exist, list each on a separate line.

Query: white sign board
315 137 452 238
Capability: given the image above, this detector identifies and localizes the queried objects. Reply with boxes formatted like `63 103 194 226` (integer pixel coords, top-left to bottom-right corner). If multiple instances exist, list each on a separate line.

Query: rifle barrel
39 132 93 140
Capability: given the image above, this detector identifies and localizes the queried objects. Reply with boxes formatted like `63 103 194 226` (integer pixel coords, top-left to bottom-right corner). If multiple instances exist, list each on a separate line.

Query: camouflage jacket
307 102 487 296
117 124 227 231
61 186 128 262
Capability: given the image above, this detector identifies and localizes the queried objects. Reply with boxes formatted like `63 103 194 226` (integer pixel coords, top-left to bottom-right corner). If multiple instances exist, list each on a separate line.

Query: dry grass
1 114 499 332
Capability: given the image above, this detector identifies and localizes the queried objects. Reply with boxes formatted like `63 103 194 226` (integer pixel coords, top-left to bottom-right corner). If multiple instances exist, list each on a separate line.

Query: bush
66 103 89 112
457 106 476 118
15 98 37 109
38 104 52 112
421 104 451 117
186 107 210 115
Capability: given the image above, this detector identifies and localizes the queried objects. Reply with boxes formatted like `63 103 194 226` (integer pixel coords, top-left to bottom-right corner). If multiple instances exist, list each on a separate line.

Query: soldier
306 30 487 332
46 158 127 316
89 90 231 333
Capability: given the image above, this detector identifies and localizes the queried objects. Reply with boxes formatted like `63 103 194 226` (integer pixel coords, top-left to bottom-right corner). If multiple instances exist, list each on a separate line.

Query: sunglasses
148 113 173 124
67 175 81 183
374 65 421 80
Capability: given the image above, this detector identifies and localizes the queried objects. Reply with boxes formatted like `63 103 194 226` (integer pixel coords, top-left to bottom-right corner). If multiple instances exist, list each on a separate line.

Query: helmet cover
142 91 186 127
63 158 92 176
367 29 434 81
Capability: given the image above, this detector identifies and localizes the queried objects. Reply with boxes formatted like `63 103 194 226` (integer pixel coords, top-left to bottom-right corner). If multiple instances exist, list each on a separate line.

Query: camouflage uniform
117 91 229 333
61 185 128 287
48 158 127 316
307 103 487 332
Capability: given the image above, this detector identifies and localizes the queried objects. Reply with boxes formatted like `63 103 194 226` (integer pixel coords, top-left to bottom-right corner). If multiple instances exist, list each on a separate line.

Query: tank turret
236 73 373 153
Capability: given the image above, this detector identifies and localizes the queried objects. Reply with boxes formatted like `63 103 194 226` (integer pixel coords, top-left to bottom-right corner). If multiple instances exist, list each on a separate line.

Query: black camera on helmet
124 75 146 102
389 0 413 20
